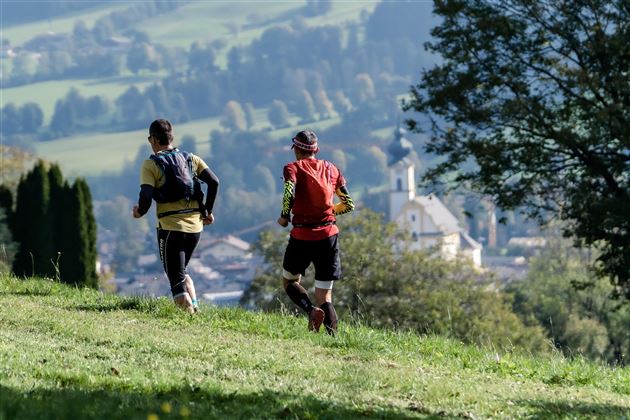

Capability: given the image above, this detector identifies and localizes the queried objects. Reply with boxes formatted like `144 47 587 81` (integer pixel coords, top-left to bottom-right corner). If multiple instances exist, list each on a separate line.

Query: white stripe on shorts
314 280 334 290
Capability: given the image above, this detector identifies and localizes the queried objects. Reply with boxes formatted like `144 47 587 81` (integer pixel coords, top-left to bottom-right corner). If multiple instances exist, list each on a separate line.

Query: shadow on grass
73 300 145 312
0 289 53 297
521 399 630 419
0 384 454 419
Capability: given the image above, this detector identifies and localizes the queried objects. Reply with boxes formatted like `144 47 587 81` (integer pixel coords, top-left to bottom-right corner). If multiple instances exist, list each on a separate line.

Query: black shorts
282 234 341 281
157 229 201 296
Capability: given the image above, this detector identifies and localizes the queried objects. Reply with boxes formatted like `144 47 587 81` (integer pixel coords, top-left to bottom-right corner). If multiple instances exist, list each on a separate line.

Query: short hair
149 119 173 146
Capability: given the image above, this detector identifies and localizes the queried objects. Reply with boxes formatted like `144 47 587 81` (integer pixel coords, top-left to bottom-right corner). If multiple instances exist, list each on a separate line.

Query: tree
244 210 549 352
267 99 291 129
243 102 256 129
59 178 98 288
353 73 376 104
11 161 54 278
1 104 21 135
220 100 247 131
404 1 630 299
293 90 316 122
116 86 145 128
11 162 98 287
331 90 353 115
50 99 76 137
187 42 218 76
19 102 44 133
126 43 156 74
508 239 630 364
0 145 35 190
179 135 197 155
0 186 15 272
313 89 335 119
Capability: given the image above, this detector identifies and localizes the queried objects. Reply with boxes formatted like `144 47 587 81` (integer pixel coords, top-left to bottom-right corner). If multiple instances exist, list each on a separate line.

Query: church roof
460 231 482 250
409 194 461 235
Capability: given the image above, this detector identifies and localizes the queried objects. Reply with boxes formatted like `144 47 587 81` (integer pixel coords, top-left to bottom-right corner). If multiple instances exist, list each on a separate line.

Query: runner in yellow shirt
133 119 219 313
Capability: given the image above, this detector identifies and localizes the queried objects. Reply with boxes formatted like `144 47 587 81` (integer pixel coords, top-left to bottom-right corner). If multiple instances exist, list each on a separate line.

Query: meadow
0 274 629 419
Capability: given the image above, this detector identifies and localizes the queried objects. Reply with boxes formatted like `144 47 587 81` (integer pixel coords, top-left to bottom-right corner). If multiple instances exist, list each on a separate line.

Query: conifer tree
59 178 98 288
0 185 15 271
0 185 13 226
12 161 54 277
48 164 68 281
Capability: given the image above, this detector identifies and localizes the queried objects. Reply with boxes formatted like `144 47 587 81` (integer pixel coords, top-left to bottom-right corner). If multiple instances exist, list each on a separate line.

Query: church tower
388 124 415 221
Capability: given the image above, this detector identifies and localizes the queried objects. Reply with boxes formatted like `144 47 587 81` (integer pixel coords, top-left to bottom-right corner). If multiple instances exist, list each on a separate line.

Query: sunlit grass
0 274 628 419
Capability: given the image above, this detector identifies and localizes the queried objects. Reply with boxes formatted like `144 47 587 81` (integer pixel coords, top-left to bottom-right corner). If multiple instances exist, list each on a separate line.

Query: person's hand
132 205 142 218
277 216 289 227
203 213 215 225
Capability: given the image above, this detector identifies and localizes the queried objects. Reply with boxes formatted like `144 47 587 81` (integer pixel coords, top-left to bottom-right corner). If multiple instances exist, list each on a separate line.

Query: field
0 274 629 419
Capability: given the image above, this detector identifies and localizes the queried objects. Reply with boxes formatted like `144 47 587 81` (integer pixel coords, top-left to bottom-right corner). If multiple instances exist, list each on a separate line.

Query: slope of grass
0 274 628 419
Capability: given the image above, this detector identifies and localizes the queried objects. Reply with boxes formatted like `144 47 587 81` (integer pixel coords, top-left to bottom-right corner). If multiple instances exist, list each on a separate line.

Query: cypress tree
60 178 97 288
0 185 15 270
48 164 67 281
12 161 54 277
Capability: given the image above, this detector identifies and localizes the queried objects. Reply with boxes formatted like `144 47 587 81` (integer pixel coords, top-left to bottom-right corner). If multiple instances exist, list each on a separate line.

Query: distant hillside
1 274 628 419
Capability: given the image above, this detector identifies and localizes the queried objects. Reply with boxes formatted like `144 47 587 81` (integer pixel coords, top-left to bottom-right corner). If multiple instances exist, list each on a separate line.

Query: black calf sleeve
285 282 313 313
320 302 338 335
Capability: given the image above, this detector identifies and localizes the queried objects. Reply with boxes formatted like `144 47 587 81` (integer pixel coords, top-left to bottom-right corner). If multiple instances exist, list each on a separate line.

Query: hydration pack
150 148 197 202
150 149 206 218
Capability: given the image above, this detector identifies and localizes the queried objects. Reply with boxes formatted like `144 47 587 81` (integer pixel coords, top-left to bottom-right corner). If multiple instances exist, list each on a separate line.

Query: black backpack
150 148 205 218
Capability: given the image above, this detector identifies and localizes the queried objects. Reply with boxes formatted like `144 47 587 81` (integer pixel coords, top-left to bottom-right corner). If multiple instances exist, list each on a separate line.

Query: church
387 126 482 267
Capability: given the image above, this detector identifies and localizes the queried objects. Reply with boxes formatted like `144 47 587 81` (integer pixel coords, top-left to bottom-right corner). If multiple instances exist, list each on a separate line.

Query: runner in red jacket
277 130 354 334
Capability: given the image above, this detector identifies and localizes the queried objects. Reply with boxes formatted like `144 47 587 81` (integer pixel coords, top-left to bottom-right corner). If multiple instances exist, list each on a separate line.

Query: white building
199 235 252 262
387 126 482 267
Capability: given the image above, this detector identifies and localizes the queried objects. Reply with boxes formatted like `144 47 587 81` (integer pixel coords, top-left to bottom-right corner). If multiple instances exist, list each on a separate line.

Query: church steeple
387 120 413 166
388 122 416 221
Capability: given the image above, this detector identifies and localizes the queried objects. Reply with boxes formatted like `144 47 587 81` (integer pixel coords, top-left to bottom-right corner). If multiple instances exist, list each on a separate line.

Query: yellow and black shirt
140 153 209 233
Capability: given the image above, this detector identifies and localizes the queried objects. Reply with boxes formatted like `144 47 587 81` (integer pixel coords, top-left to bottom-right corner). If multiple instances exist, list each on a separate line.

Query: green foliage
508 240 630 364
12 161 54 277
244 209 549 353
11 162 97 287
267 99 291 129
405 1 630 299
220 100 247 131
1 273 629 419
62 178 98 288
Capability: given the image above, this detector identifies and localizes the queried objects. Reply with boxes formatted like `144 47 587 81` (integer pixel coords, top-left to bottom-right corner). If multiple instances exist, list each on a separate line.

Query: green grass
0 274 628 419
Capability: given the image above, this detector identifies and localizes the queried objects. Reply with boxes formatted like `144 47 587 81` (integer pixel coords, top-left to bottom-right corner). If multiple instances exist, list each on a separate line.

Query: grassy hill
1 274 628 419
